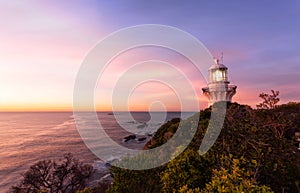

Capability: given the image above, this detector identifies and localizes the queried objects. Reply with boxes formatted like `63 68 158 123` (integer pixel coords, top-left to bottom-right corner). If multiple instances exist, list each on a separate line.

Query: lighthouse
202 57 237 106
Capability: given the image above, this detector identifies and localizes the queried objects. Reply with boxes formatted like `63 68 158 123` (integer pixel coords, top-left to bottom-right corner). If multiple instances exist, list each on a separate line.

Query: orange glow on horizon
0 89 297 112
0 102 72 112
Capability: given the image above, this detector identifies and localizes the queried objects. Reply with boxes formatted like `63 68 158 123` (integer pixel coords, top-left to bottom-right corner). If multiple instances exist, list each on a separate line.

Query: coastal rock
136 137 147 143
122 134 136 143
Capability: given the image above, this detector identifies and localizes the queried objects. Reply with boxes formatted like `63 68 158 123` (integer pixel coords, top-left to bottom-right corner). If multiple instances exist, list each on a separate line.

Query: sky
0 0 299 111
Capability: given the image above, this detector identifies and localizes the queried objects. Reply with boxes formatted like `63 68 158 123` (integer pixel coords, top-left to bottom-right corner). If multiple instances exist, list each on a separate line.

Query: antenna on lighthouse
220 52 224 64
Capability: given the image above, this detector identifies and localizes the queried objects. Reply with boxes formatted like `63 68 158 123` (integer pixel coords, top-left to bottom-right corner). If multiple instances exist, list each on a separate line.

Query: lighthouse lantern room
202 57 237 106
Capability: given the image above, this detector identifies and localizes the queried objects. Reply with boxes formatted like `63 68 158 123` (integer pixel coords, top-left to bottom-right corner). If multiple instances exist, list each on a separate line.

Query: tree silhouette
10 153 93 193
256 90 280 109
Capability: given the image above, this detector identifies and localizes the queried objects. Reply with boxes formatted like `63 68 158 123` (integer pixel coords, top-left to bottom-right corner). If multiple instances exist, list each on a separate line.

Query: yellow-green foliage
161 148 211 193
201 158 273 193
178 157 273 193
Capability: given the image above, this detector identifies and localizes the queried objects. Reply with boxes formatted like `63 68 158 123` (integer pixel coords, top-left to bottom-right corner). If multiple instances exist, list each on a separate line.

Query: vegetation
179 157 273 193
161 149 211 193
108 101 300 193
10 153 93 193
256 90 280 109
106 165 163 193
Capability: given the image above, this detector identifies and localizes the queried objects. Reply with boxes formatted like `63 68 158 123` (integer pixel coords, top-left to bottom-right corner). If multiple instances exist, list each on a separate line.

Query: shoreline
87 137 150 189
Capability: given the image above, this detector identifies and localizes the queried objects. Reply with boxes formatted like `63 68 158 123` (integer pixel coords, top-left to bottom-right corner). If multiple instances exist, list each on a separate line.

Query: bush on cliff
108 102 300 193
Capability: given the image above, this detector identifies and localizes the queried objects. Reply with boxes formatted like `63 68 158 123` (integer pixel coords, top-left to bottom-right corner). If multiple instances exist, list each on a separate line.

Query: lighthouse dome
209 58 227 70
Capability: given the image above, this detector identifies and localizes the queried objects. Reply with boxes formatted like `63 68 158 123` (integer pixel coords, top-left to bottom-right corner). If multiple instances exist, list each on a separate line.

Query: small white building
202 58 237 106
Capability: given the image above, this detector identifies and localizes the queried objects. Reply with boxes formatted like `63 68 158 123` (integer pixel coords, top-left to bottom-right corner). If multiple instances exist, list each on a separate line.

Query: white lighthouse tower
202 57 237 106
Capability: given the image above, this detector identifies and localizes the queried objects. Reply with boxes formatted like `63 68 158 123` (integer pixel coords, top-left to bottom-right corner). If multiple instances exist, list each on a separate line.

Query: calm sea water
0 112 194 192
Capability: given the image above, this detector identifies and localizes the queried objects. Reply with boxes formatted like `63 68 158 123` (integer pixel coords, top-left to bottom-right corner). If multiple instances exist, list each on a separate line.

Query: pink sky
0 1 299 111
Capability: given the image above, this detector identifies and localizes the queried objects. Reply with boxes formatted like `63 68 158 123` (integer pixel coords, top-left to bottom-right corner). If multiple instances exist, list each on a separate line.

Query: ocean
0 112 194 192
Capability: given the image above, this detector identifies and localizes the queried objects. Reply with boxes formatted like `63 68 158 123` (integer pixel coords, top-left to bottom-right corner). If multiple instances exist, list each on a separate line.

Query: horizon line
0 110 201 113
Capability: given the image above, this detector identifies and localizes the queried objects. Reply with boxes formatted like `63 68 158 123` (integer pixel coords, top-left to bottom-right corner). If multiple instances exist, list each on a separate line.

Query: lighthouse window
215 69 223 82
